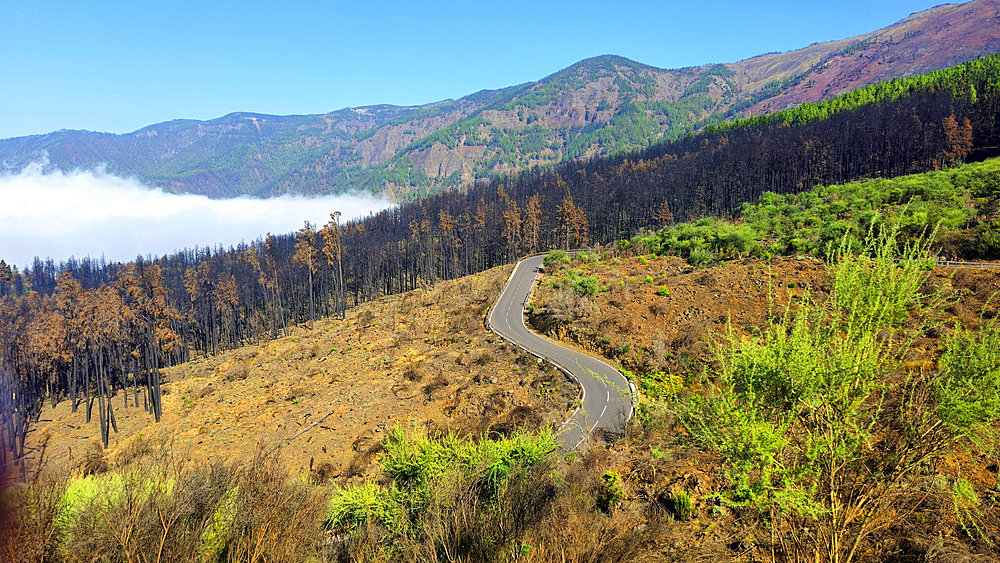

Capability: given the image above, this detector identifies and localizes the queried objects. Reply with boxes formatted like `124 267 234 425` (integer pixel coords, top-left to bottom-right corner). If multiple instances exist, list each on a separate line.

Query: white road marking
487 255 635 450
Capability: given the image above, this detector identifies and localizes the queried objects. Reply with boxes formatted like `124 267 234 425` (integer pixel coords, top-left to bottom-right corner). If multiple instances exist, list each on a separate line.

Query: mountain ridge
2 0 998 201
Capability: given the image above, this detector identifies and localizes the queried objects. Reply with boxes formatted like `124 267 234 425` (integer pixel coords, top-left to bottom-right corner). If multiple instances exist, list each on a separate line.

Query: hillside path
488 255 634 451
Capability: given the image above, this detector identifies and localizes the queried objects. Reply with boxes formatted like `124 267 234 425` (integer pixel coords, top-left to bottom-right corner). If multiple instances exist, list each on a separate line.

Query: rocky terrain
738 0 1000 115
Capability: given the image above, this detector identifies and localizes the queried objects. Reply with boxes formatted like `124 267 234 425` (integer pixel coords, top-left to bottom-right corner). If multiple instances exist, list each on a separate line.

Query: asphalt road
488 255 634 451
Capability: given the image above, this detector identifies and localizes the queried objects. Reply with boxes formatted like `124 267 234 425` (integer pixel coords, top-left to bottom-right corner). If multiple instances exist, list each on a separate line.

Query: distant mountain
732 0 1000 115
2 0 998 201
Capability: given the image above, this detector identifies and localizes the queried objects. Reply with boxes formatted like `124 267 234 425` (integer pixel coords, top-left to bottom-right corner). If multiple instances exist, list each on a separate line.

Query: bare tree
294 221 319 328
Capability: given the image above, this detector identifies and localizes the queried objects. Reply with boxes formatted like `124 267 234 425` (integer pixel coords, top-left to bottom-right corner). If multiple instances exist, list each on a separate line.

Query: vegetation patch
675 225 1000 563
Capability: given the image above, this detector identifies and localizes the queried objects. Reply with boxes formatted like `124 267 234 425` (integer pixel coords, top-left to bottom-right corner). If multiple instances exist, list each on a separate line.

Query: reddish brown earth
737 0 1000 115
530 254 1000 381
529 255 833 380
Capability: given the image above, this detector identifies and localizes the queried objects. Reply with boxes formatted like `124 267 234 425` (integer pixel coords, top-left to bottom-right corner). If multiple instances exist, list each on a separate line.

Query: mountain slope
2 0 998 201
732 0 1000 115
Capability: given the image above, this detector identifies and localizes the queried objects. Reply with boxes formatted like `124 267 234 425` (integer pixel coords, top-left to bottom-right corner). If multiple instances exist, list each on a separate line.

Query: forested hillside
2 0 997 201
4 53 1000 470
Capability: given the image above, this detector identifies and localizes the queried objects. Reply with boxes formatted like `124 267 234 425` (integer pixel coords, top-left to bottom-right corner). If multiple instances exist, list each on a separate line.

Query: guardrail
931 260 1000 269
893 258 1000 269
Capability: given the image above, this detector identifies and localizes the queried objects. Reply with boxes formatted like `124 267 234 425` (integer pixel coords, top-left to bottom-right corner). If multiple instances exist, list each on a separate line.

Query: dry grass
24 262 576 488
0 464 68 563
2 442 330 563
75 441 109 477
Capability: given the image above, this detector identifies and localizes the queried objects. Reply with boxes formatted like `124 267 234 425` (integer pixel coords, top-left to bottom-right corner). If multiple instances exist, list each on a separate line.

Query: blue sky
0 0 952 140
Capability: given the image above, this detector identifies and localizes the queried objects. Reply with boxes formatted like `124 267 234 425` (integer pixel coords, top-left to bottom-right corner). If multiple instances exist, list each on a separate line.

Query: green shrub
638 371 683 398
55 472 144 541
571 275 599 297
974 219 1000 259
200 486 239 561
543 250 571 267
550 268 599 297
656 285 670 296
56 475 104 539
689 247 715 266
679 224 981 563
951 477 987 541
342 426 558 529
596 471 624 512
671 488 694 521
830 218 939 332
934 314 1000 443
319 426 561 559
325 481 403 532
16 446 327 563
632 159 1000 265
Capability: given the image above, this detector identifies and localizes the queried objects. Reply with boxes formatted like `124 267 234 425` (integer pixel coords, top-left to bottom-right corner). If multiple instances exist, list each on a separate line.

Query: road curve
488 255 634 451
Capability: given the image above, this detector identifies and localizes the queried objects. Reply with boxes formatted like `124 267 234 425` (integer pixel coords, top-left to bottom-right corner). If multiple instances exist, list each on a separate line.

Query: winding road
487 255 634 451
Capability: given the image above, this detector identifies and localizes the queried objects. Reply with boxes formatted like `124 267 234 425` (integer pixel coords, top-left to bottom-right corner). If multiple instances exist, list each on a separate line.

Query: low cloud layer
0 161 393 270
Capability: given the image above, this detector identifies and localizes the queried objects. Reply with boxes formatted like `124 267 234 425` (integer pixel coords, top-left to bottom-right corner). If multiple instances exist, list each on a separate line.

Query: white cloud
0 161 393 269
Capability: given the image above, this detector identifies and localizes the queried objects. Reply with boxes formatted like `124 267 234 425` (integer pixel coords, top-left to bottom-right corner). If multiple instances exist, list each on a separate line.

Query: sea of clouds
0 160 394 270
